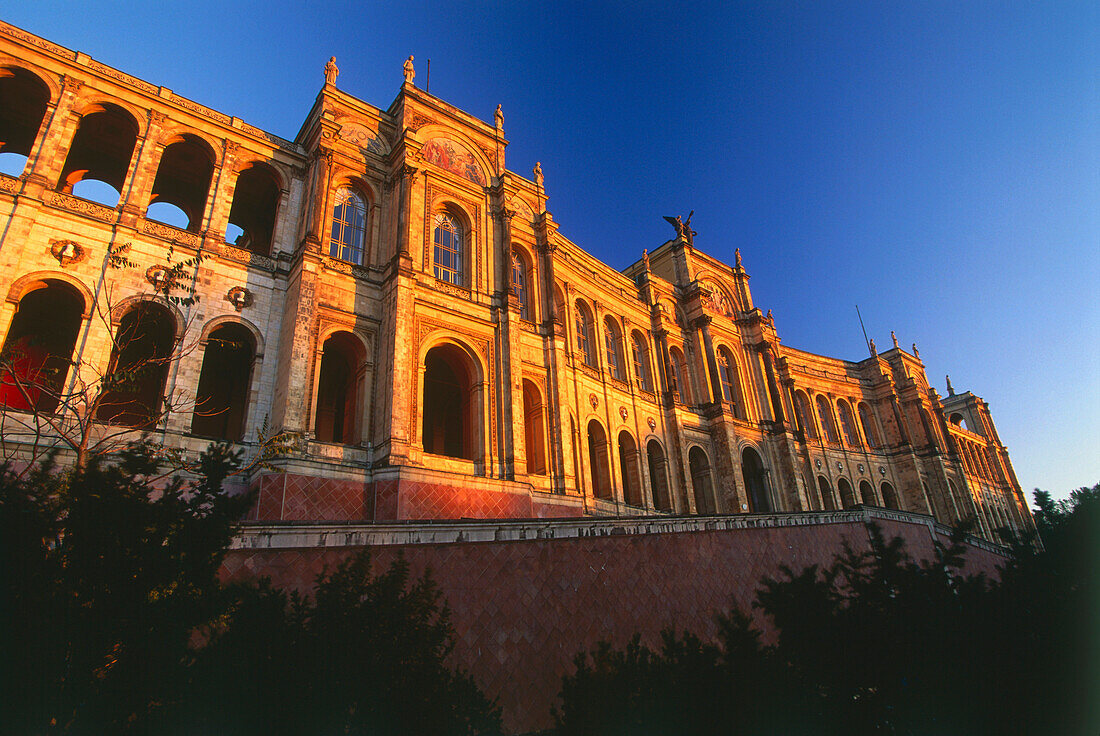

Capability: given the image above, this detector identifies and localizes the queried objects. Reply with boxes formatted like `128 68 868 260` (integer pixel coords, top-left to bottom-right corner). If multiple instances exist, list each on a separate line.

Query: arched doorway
617 430 642 506
422 343 479 460
817 476 836 511
192 323 255 441
587 419 612 499
0 281 84 413
881 481 900 510
646 440 672 511
522 379 546 475
859 480 876 506
689 447 716 514
98 302 175 428
741 447 771 512
315 332 362 445
838 478 856 508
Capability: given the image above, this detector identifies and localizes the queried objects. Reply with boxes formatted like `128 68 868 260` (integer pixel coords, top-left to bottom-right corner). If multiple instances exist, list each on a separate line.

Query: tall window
329 188 367 264
816 394 839 443
604 317 624 381
575 301 595 367
794 391 816 439
837 399 860 446
668 346 689 404
433 212 463 285
511 250 529 320
717 347 743 417
631 332 651 391
858 402 880 448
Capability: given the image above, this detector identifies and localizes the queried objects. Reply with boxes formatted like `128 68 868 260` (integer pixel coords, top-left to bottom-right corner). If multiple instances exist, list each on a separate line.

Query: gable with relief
421 138 486 186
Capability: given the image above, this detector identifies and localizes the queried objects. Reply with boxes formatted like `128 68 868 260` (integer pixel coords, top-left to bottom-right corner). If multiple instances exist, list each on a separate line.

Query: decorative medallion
879 466 887 476
226 286 253 311
49 239 84 267
836 461 843 472
858 463 865 474
145 265 172 291
814 458 821 469
647 417 657 431
589 393 599 410
619 406 629 421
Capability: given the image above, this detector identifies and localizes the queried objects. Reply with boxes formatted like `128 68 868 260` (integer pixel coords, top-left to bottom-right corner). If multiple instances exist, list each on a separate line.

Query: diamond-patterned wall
221 516 1008 734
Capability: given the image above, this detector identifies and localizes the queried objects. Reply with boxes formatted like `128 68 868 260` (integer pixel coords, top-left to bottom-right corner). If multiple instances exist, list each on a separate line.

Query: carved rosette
589 393 599 410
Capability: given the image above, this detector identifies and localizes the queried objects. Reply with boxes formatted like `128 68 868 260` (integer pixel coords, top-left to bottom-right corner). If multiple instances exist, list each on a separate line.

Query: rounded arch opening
191 322 255 442
147 134 216 232
741 446 771 512
522 378 546 475
329 185 369 264
421 342 481 461
586 419 612 499
315 331 364 445
859 480 876 506
0 280 84 413
0 66 50 177
617 430 642 506
431 203 470 286
57 102 139 206
646 439 672 511
688 446 716 514
227 162 281 256
880 481 899 510
838 477 856 508
817 475 836 511
97 301 176 428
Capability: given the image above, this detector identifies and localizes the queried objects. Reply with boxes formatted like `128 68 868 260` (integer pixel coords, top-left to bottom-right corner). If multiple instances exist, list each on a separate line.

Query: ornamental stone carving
49 239 84 266
226 286 253 311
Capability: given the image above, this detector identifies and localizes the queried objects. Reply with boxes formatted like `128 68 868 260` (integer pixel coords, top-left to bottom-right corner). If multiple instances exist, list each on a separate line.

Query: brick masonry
222 509 1009 734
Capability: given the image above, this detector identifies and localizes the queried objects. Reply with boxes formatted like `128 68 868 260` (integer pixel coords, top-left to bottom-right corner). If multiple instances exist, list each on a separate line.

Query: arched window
0 67 50 178
646 440 672 511
858 402 880 448
631 332 652 391
587 419 612 499
837 478 856 508
575 300 595 368
147 135 215 232
329 187 367 264
618 430 643 506
742 447 771 513
689 447 716 514
522 379 546 475
880 482 899 510
57 103 138 207
859 480 876 506
98 302 175 428
717 347 744 418
433 211 464 285
192 323 255 441
817 476 836 511
815 395 839 444
837 399 860 446
315 332 362 444
422 344 479 460
668 346 689 404
794 391 816 439
511 249 530 320
0 281 84 413
227 163 281 256
604 316 625 381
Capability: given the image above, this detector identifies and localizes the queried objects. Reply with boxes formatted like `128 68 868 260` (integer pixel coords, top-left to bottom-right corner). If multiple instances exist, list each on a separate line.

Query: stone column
694 315 722 405
497 206 521 479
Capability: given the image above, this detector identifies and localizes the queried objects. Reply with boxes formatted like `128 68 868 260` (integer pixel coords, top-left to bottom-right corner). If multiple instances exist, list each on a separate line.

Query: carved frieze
170 93 232 124
86 59 158 93
50 192 116 223
141 218 200 246
222 243 277 271
0 174 18 193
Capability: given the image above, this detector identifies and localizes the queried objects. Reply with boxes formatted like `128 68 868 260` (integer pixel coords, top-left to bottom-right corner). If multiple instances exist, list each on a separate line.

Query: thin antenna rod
425 59 430 93
855 304 871 355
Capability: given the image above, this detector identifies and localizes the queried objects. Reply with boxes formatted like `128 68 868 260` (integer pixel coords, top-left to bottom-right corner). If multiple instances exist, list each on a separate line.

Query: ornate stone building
0 20 1034 543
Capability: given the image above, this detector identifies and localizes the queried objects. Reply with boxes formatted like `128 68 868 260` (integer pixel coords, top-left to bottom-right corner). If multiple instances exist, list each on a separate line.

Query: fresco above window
421 138 485 186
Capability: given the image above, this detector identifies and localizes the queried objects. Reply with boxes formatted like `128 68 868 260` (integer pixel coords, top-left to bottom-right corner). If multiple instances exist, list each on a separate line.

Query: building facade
0 21 1034 543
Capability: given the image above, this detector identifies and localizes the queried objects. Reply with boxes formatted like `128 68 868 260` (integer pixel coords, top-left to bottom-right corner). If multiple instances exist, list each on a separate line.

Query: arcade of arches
0 21 1034 544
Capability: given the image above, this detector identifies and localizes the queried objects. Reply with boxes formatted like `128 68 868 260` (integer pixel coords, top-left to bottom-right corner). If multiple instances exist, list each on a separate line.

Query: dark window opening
859 480 876 506
618 430 642 506
587 419 612 499
191 323 254 442
742 447 771 512
0 282 84 413
315 332 360 444
422 345 476 460
838 478 856 508
0 67 50 178
647 440 672 511
689 447 716 514
57 103 138 207
881 482 899 510
227 163 280 256
97 303 175 428
522 379 546 475
147 135 214 232
818 476 836 511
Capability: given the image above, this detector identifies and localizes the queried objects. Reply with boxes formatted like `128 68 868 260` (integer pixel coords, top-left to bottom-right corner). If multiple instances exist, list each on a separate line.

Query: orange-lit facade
0 20 1034 543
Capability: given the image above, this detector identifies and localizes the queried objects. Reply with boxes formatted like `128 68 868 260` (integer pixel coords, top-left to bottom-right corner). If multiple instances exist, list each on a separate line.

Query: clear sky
6 2 1098 502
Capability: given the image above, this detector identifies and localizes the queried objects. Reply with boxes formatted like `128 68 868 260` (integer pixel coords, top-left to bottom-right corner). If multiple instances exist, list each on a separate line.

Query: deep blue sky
7 2 1098 502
